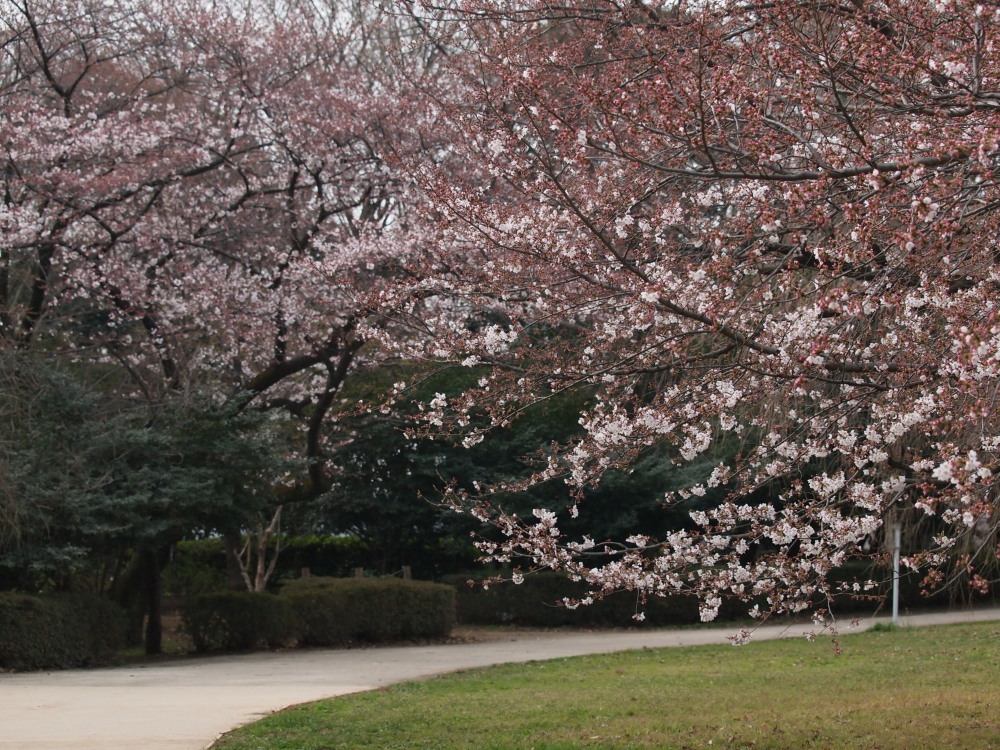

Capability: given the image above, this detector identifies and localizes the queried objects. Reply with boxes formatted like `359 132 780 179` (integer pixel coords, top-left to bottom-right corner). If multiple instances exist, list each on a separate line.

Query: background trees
0 0 437 649
4 0 998 641
306 364 707 578
386 0 1000 629
0 0 413 446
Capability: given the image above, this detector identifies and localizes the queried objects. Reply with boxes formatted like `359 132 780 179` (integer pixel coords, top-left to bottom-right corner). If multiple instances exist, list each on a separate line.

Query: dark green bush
825 561 998 611
165 534 479 592
440 572 771 627
162 538 229 598
280 578 455 646
181 592 295 652
277 535 373 578
444 562 1000 628
163 536 378 598
0 592 125 671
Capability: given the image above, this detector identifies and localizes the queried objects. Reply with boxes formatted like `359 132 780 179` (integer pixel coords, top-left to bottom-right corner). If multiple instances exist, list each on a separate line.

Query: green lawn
212 623 1000 750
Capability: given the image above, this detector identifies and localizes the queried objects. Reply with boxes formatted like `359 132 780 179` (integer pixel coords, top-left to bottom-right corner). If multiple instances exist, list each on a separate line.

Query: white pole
892 522 901 626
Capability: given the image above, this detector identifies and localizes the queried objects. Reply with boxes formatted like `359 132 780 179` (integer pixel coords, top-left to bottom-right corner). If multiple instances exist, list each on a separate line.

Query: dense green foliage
166 539 991 631
2 352 732 609
212 623 1000 750
182 592 296 652
0 353 283 590
161 538 230 598
164 535 472 597
0 355 132 585
181 579 456 652
304 364 724 579
0 592 125 670
280 578 456 646
442 564 998 628
442 572 730 627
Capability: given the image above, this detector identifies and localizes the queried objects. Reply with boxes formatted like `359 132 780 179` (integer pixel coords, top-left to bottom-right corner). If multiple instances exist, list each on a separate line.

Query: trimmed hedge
825 561 998 610
443 564 1000 628
440 572 710 627
162 536 367 599
162 538 229 598
181 580 456 652
163 535 480 598
0 592 126 671
181 592 296 652
280 578 456 646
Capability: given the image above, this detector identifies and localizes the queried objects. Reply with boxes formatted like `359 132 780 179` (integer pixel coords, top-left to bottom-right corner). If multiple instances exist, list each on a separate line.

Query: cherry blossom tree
0 0 436 497
384 0 1000 636
0 0 440 649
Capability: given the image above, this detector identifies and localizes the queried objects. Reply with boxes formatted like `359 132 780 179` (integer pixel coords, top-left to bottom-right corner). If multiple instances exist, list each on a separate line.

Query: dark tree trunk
144 547 163 655
111 551 145 646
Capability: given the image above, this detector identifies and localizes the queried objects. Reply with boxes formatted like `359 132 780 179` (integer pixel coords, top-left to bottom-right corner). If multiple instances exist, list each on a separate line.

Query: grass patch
212 623 1000 750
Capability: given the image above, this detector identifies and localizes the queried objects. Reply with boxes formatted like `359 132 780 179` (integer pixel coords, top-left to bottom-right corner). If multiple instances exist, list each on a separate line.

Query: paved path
2 607 998 750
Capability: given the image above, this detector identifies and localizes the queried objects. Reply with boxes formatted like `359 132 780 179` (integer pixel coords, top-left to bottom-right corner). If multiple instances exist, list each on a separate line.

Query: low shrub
162 538 229 598
440 572 755 627
824 561 998 611
277 535 374 578
444 562 1000 628
181 592 295 652
280 578 455 646
0 592 126 671
165 534 480 592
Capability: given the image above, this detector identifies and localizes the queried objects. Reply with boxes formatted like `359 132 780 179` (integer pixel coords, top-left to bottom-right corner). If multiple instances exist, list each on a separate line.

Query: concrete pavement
2 606 998 750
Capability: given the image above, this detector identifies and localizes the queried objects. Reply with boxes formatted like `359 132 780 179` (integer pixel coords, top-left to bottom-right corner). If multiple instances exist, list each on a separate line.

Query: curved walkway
2 607 998 750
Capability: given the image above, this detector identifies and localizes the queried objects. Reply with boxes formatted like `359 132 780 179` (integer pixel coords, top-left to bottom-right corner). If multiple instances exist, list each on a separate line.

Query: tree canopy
370 0 1000 632
3 0 999 635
